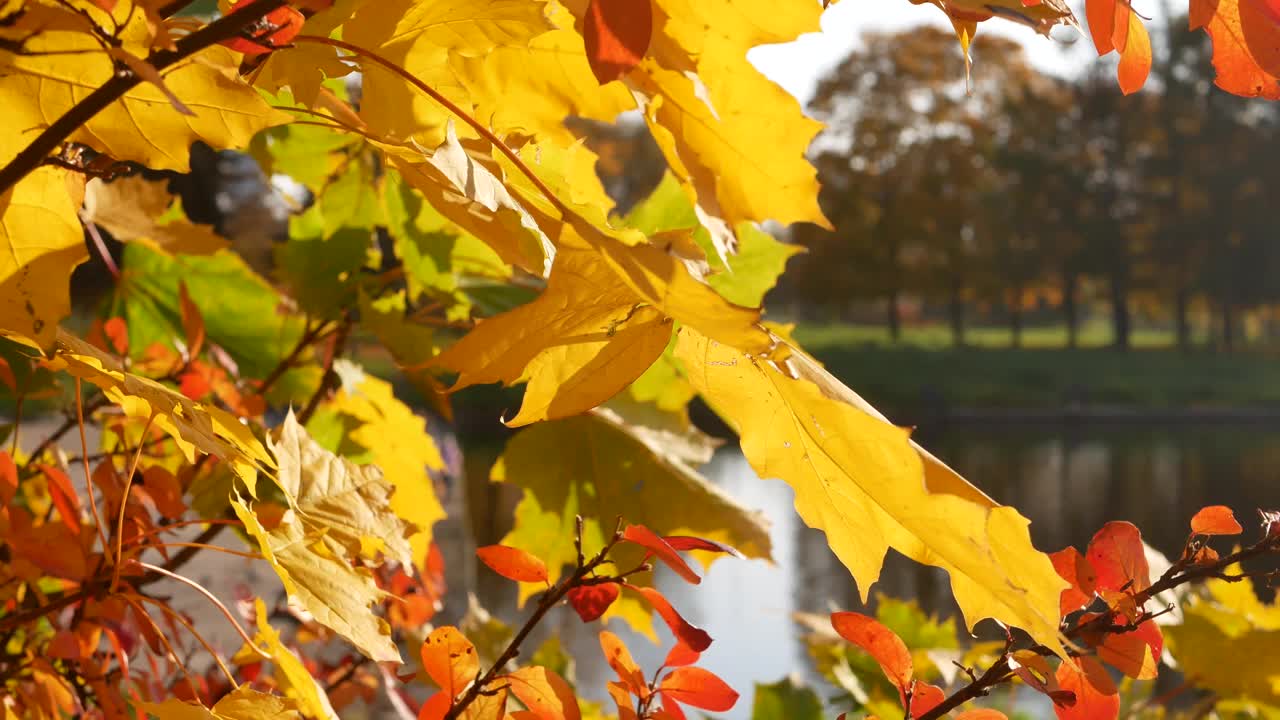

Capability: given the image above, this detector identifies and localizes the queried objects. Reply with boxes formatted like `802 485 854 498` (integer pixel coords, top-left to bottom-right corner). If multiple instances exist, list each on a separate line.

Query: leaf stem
135 561 270 659
110 413 157 592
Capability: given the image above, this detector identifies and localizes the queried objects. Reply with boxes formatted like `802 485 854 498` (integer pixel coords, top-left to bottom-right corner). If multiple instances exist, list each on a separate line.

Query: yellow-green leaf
0 167 87 348
675 327 1066 658
232 412 411 662
252 599 340 719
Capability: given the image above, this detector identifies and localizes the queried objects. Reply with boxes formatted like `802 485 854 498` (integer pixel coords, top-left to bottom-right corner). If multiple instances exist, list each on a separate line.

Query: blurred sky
748 1 1130 105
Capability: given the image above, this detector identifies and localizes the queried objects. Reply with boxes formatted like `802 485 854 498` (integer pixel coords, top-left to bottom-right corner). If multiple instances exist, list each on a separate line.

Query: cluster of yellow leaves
16 5 1280 717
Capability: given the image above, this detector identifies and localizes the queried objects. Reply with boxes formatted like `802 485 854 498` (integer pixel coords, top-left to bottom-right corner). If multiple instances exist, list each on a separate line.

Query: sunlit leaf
1191 505 1243 536
0 167 87 348
0 16 288 172
233 412 410 662
676 328 1067 658
658 667 738 712
1085 521 1150 594
421 627 480 700
136 685 302 719
505 665 581 720
476 544 549 584
830 612 913 694
252 599 339 720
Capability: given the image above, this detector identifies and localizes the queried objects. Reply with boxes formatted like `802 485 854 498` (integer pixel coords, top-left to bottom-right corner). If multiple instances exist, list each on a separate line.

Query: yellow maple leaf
82 175 227 255
344 0 553 147
233 412 410 663
0 13 288 171
675 327 1067 658
0 166 87 348
251 599 340 719
392 125 554 277
623 0 831 231
434 245 672 426
46 329 273 488
135 685 302 719
325 369 446 571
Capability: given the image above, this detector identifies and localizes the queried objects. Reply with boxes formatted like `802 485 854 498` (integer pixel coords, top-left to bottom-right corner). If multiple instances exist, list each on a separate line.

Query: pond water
448 421 1280 719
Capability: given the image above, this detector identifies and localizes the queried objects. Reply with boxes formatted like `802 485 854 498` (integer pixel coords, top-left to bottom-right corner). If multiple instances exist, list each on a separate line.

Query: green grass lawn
793 323 1280 412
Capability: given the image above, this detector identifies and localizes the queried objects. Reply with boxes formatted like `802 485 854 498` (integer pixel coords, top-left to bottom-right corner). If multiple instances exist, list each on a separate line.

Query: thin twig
110 413 157 592
916 532 1280 720
134 561 270 659
443 517 629 720
75 378 110 549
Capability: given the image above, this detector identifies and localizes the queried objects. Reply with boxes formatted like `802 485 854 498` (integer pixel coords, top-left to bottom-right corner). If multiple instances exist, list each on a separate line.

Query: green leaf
382 170 509 305
275 226 372 319
751 676 825 720
115 244 304 380
622 173 802 307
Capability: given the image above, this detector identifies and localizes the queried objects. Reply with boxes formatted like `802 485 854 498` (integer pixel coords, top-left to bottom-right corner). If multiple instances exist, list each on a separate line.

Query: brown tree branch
0 0 287 194
442 517 639 720
915 531 1280 720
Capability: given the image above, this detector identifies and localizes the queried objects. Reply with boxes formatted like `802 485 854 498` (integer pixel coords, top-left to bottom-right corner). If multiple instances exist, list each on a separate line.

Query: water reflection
452 423 1280 718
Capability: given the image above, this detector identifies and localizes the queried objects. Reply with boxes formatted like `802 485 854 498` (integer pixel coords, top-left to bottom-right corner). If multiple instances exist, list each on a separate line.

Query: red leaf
600 631 648 699
630 585 712 652
222 0 304 57
1190 0 1280 99
1191 505 1243 536
418 692 450 720
664 640 700 668
1050 547 1096 617
1096 624 1160 679
662 536 744 559
505 666 581 720
956 711 1010 720
1086 521 1150 594
420 627 479 700
909 682 946 717
567 583 620 622
658 667 739 712
1054 658 1119 720
476 545 548 583
830 611 913 692
178 281 205 359
0 452 15 506
584 0 652 84
1085 0 1118 53
104 316 129 356
40 464 82 536
623 524 700 584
